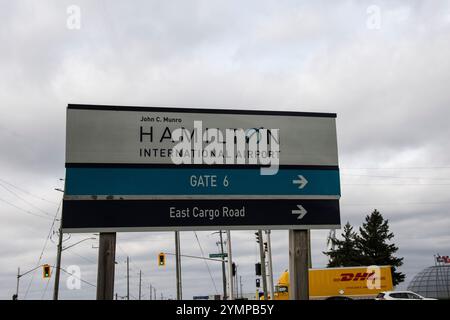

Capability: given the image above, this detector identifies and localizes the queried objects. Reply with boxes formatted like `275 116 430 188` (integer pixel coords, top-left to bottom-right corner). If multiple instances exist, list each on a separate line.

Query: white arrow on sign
292 175 308 189
292 205 307 220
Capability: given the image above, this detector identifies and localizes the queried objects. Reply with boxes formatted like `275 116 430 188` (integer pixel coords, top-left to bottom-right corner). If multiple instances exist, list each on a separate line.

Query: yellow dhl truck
273 266 393 300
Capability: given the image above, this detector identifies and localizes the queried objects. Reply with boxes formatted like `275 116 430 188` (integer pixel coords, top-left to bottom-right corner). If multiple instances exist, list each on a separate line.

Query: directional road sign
209 253 228 259
63 104 341 232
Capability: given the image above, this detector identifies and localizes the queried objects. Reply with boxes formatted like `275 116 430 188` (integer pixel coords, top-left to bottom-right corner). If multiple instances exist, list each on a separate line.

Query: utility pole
329 229 336 251
175 231 182 300
257 230 268 300
289 230 309 300
138 270 142 300
265 230 274 300
149 284 152 300
126 256 130 300
154 287 156 300
52 185 65 300
226 230 234 300
14 267 20 300
234 263 238 298
96 232 116 300
240 276 243 299
53 222 63 300
14 265 52 300
219 230 227 300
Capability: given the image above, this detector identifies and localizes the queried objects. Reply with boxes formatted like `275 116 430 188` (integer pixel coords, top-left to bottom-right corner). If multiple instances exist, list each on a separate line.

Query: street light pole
265 230 274 300
14 265 49 300
175 231 182 300
53 187 64 300
226 230 234 300
53 233 95 300
258 230 268 300
219 231 227 300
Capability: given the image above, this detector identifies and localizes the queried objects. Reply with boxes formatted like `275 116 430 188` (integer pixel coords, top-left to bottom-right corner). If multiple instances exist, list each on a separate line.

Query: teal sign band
65 167 340 196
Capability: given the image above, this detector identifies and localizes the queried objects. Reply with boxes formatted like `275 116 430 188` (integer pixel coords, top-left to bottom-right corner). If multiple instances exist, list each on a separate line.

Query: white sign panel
66 105 338 166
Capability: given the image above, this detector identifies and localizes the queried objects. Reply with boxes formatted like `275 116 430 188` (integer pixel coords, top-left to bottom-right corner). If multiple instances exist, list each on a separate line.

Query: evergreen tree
357 209 405 286
324 222 362 267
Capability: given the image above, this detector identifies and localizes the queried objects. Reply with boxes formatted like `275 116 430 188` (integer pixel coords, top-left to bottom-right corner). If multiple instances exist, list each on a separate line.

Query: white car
376 291 437 300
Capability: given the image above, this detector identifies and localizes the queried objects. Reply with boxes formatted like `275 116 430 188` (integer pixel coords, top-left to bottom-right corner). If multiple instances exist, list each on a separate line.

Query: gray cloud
1 0 450 299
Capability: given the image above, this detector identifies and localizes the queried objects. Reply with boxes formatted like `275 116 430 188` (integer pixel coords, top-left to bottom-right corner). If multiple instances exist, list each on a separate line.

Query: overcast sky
1 0 450 300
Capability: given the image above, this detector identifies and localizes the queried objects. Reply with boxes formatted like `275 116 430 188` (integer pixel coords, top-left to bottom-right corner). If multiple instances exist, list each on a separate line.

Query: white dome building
407 265 450 300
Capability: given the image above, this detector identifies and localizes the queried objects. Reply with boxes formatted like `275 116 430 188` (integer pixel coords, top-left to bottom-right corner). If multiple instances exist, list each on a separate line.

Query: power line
23 199 62 299
0 182 56 217
41 278 51 300
65 248 97 264
60 267 96 288
341 166 450 170
0 177 59 204
341 174 450 181
0 197 54 220
193 231 219 295
342 201 450 206
343 183 450 186
116 243 158 299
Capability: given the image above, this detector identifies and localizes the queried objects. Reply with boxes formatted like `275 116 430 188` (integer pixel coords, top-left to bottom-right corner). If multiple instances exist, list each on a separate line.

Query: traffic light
256 278 260 288
255 232 260 243
255 263 261 276
43 264 51 278
264 242 268 253
232 262 236 277
158 252 166 267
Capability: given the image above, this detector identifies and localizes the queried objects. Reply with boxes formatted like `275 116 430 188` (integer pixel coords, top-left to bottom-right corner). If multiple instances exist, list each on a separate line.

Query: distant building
407 263 450 300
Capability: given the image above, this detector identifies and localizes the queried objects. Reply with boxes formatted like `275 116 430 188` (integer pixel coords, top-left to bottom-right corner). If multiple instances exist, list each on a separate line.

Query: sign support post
96 232 116 300
289 229 309 300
